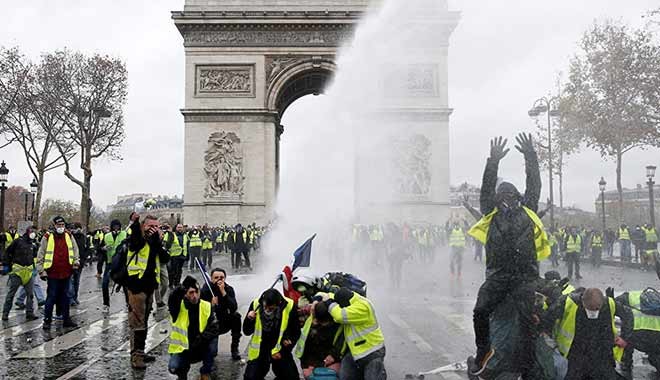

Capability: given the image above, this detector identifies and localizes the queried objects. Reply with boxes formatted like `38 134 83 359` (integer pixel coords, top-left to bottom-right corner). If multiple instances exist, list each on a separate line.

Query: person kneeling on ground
243 288 300 380
318 287 387 380
168 276 220 380
200 267 242 360
295 301 344 379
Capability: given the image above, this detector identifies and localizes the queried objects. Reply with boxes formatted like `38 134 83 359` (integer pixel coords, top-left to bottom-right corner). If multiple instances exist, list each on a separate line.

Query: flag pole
195 257 215 298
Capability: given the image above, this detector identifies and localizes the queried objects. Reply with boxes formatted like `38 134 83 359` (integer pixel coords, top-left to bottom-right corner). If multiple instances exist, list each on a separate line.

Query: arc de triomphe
173 0 459 226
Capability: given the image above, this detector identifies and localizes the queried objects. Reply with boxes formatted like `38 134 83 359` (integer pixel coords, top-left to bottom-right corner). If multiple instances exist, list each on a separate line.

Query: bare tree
0 47 31 149
563 20 660 221
0 48 75 227
43 50 127 232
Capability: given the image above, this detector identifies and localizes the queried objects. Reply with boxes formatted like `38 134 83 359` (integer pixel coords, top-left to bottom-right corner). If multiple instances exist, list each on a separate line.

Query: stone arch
266 59 337 116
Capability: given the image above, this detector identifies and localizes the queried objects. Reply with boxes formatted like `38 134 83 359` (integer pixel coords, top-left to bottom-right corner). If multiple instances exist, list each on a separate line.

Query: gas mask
56 227 65 234
29 232 36 240
585 309 600 320
495 182 521 213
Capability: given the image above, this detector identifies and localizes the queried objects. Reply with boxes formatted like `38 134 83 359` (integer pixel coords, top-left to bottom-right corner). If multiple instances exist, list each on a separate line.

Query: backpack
109 241 137 286
322 272 367 297
309 368 338 380
640 287 660 316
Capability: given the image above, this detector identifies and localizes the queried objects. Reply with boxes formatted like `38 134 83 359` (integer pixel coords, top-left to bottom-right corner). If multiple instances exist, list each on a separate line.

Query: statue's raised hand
515 133 535 155
489 136 509 161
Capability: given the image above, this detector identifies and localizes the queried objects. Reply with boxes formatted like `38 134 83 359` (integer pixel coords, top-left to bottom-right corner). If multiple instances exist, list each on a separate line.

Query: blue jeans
44 277 71 322
168 337 218 376
67 268 81 304
17 272 45 304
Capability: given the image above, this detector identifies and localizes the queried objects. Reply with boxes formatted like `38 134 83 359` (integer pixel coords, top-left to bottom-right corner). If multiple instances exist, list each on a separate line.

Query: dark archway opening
276 69 332 118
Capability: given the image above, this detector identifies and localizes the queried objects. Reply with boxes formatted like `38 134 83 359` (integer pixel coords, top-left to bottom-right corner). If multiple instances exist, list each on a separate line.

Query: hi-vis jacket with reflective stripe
247 297 295 361
449 228 466 248
325 292 385 361
554 296 624 362
566 235 582 253
103 230 127 263
294 315 344 359
627 291 660 332
189 231 202 247
468 206 550 261
127 244 160 284
168 299 212 354
37 232 79 273
169 233 189 257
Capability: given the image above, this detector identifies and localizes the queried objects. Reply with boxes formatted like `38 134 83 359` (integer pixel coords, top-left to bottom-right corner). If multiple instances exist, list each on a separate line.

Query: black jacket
125 222 170 293
542 292 632 361
4 235 36 267
243 298 300 353
200 282 239 321
168 287 220 355
480 152 541 279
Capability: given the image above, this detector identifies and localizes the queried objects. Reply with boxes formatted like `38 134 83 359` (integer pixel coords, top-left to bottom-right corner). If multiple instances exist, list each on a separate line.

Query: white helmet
291 269 321 292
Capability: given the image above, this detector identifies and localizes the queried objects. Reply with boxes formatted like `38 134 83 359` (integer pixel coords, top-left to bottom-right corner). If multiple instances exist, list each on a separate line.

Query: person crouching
168 276 220 380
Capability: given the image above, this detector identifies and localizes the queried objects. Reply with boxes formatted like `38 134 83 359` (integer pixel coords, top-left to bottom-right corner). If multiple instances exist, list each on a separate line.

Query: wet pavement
0 249 658 380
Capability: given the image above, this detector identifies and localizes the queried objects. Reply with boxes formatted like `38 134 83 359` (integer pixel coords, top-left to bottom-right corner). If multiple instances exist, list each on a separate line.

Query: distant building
595 184 660 227
107 193 184 224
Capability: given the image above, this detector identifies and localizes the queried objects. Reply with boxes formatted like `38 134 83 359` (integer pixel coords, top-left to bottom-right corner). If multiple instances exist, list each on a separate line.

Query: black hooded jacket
479 151 541 279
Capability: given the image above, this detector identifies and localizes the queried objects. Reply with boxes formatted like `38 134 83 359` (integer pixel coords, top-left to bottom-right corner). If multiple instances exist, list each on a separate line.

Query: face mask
56 227 65 234
585 309 600 319
29 232 36 240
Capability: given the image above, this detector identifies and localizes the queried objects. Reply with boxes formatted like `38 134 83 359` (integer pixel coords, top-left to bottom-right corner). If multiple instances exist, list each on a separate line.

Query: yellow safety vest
562 284 576 295
11 264 33 286
4 232 18 249
247 297 295 361
555 296 623 362
248 231 255 245
468 206 550 261
168 299 212 354
202 234 213 250
215 233 223 243
628 291 660 332
232 231 248 244
449 228 466 248
103 230 127 262
127 244 160 284
644 227 658 243
619 228 630 240
327 292 385 361
566 235 582 253
294 315 343 359
169 233 189 257
223 231 230 243
43 233 75 270
189 232 202 247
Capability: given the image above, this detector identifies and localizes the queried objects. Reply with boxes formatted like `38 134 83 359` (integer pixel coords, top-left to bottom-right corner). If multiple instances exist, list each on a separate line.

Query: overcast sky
1 0 659 212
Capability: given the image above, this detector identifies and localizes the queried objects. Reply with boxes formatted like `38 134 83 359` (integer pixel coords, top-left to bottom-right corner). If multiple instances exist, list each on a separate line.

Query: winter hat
181 276 199 291
53 216 65 224
110 219 122 230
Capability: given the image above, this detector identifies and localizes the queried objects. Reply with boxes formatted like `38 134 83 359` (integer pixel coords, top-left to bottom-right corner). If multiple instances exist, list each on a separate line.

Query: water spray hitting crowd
1 0 660 379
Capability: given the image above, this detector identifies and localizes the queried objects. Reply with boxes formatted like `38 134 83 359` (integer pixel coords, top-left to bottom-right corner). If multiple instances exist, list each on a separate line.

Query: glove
606 287 614 298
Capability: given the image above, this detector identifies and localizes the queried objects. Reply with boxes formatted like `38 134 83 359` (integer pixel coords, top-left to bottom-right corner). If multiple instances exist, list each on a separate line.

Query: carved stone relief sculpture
196 65 254 97
204 131 245 198
390 134 432 196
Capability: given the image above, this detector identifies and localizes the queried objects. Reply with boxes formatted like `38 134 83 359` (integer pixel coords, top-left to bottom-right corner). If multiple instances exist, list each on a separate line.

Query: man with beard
125 214 170 369
468 133 548 379
200 268 242 360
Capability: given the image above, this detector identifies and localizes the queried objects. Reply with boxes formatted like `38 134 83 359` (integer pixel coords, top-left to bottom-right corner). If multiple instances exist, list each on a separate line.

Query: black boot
231 334 241 360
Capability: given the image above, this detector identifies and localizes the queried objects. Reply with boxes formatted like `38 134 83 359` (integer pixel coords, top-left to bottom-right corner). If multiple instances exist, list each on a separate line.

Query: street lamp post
30 178 37 223
23 192 28 221
599 177 607 232
528 96 560 229
0 161 9 231
647 165 657 227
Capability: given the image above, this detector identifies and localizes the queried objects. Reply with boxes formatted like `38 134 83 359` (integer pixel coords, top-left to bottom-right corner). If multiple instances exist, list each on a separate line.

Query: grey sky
1 0 659 212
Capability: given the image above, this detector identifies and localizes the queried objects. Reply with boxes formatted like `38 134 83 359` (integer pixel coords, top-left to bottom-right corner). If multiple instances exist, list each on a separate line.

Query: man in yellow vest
187 226 203 271
36 216 80 329
590 230 604 268
295 301 343 379
448 223 466 277
125 214 170 369
541 288 631 380
243 288 300 379
167 276 219 380
2 227 39 321
165 224 189 288
615 290 660 377
468 133 545 378
564 227 583 280
618 223 632 263
100 219 127 313
642 223 658 270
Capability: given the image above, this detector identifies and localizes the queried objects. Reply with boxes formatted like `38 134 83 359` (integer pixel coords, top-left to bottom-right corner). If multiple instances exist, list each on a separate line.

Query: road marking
388 314 433 353
0 309 88 340
440 372 466 380
55 318 169 380
13 310 126 359
431 306 472 334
